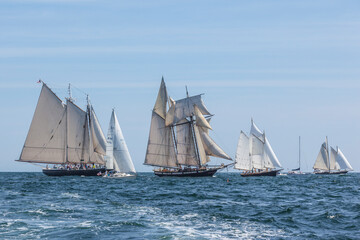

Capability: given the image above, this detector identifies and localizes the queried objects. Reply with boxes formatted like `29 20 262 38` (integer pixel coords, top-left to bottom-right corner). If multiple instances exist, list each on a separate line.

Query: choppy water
0 172 359 239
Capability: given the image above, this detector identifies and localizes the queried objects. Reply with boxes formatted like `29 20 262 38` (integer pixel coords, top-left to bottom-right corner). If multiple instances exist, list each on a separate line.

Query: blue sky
1 0 359 172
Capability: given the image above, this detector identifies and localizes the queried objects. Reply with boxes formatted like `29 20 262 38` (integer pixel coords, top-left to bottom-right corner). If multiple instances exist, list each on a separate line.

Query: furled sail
106 109 136 173
89 105 107 156
19 84 66 164
313 142 329 170
234 131 251 170
176 119 198 166
66 100 90 163
145 80 177 168
165 95 211 126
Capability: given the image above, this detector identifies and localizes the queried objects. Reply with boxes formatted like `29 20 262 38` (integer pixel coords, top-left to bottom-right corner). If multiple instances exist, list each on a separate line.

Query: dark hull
42 168 106 176
314 170 348 175
154 168 218 177
241 169 281 177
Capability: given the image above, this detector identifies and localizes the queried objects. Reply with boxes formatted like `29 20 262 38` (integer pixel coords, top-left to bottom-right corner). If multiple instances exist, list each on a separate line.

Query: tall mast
186 86 201 168
299 136 301 171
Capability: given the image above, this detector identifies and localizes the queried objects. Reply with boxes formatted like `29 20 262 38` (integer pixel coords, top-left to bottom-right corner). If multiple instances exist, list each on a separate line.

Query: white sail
176 119 198 166
313 142 329 170
198 127 232 160
89 105 107 156
263 137 282 169
250 134 264 169
66 100 90 163
19 84 66 164
193 125 208 165
165 95 211 126
154 78 168 119
194 105 212 130
334 147 353 171
107 109 136 173
234 131 251 170
145 112 178 167
250 119 264 140
330 147 339 170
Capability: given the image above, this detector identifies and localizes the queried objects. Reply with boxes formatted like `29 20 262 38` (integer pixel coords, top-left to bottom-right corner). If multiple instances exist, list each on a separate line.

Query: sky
1 0 359 172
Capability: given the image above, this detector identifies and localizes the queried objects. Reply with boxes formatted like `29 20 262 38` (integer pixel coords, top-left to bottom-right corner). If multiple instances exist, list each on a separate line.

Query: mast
299 136 301 171
186 86 201 168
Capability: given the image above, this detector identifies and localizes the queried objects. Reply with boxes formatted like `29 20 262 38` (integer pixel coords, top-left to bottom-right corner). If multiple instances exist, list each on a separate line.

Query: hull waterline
154 168 218 177
241 169 281 177
314 170 348 175
42 168 106 176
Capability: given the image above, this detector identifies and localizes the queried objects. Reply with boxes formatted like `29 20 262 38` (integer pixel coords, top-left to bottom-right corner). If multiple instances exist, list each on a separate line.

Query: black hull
42 168 106 176
241 169 281 177
314 170 348 175
154 168 218 177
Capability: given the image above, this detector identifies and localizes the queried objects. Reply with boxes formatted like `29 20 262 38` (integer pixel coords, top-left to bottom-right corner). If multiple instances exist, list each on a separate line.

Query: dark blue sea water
1 172 359 239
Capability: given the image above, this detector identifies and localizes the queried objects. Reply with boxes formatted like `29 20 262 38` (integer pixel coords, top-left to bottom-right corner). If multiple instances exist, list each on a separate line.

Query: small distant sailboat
234 119 283 177
288 136 305 175
103 109 136 178
144 77 233 177
313 137 353 174
17 81 107 176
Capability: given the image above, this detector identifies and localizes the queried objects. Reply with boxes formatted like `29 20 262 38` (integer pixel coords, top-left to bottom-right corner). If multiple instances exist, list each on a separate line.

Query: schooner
144 78 233 177
234 119 283 177
313 137 353 174
17 81 107 176
104 109 136 178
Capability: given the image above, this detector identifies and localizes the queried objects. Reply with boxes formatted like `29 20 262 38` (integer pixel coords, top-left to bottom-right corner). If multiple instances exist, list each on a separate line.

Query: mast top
185 85 189 98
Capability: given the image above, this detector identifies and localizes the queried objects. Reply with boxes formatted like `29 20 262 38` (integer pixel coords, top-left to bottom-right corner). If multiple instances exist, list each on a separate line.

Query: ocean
1 172 359 239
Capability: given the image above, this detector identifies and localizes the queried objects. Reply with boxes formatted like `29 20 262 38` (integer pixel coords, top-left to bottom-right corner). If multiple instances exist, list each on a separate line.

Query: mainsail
105 109 136 173
313 140 330 171
144 78 232 169
18 82 106 165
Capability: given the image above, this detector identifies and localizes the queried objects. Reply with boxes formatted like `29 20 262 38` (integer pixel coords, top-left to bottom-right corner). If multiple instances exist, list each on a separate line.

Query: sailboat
103 109 136 178
288 136 304 175
234 119 283 177
313 137 353 174
17 81 107 176
144 78 233 177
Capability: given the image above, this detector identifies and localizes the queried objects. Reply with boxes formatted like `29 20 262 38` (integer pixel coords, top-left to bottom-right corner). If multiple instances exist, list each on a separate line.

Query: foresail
145 112 178 168
198 127 232 160
313 142 329 170
263 138 282 169
111 110 136 173
336 148 353 171
176 119 198 166
330 147 339 170
250 134 264 169
193 125 208 165
234 131 251 170
194 105 212 130
66 100 90 163
19 84 66 164
165 95 211 126
89 106 107 156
